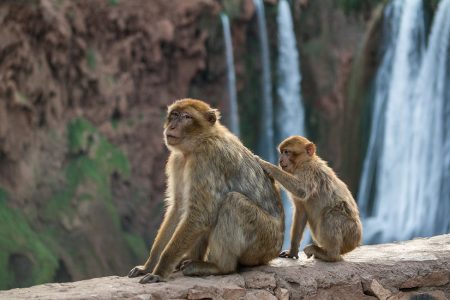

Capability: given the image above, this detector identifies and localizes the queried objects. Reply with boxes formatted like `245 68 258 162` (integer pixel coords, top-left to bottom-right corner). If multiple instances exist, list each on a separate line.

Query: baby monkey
256 136 362 262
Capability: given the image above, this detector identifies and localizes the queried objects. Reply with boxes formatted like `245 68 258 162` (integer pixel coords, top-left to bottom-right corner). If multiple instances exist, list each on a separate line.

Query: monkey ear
206 110 218 125
305 143 316 156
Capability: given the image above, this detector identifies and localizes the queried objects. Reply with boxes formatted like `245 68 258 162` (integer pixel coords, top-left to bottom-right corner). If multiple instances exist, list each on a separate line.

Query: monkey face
164 110 194 147
279 148 296 173
163 99 220 152
278 136 317 172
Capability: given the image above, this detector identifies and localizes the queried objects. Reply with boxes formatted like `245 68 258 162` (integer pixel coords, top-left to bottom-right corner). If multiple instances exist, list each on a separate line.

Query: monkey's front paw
279 250 299 259
139 274 166 284
303 245 315 259
128 265 149 278
255 159 273 175
254 155 266 165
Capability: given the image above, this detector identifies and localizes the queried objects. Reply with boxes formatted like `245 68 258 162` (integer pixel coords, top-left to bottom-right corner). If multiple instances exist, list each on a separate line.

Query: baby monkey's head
278 136 316 173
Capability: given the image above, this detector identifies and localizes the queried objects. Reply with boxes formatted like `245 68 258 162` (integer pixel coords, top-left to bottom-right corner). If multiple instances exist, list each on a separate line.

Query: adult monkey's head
164 99 221 152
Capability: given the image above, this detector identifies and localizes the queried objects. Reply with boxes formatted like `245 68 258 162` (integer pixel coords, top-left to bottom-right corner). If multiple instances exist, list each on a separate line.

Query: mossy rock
0 190 59 290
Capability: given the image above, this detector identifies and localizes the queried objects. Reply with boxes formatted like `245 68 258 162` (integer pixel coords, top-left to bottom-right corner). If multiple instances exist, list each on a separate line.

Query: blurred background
0 0 449 290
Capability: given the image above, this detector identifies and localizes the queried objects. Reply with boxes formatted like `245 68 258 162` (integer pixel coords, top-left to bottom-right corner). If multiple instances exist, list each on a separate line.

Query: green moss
14 91 29 106
68 118 95 154
0 190 58 290
108 0 119 6
124 233 148 261
1 118 139 288
68 118 129 175
222 0 242 20
86 48 97 70
47 118 130 224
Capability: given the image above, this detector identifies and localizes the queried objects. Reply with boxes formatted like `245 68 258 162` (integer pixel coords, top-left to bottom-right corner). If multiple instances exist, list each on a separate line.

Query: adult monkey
128 99 284 283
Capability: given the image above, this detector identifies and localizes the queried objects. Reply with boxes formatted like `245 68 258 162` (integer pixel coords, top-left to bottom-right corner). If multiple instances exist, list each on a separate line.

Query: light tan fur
128 99 284 283
256 136 362 262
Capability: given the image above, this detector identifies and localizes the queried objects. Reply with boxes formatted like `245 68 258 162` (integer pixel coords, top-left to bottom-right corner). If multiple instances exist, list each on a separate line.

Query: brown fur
256 136 362 262
128 99 284 283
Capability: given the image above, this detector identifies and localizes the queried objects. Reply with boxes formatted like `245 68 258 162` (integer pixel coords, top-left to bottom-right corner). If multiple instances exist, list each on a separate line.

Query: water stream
253 0 276 163
360 0 450 243
220 13 240 136
276 0 307 249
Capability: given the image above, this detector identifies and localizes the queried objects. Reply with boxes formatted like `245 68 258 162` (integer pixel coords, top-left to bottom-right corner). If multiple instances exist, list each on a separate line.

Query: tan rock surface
1 234 449 300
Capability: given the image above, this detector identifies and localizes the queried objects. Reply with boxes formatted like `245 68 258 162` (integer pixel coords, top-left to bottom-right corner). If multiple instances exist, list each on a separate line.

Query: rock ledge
1 235 449 300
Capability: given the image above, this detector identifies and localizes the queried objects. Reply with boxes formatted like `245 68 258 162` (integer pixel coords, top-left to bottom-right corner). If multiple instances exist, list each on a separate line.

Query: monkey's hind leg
305 216 344 262
182 193 244 277
183 192 281 277
303 244 342 262
175 235 209 272
181 261 221 276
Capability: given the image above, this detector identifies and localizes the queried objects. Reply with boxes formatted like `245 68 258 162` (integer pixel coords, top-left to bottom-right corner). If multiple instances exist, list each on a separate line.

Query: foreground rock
1 234 449 300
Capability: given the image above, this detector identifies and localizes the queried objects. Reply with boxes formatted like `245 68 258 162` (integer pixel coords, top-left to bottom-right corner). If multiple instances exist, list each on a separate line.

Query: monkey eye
169 111 179 120
182 113 192 119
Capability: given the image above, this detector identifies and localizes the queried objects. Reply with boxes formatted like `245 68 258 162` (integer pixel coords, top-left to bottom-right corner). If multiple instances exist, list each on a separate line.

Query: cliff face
0 0 384 289
0 0 222 289
1 235 449 300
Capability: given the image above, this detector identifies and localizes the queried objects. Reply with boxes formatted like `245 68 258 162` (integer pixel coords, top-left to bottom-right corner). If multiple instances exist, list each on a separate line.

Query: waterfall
220 13 240 136
253 0 275 163
276 0 307 249
363 0 425 243
276 0 305 141
408 0 450 237
357 0 401 217
360 0 450 243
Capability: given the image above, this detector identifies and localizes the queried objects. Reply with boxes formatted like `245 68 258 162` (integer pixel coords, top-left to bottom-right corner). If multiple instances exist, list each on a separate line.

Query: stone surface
362 279 392 300
1 234 449 300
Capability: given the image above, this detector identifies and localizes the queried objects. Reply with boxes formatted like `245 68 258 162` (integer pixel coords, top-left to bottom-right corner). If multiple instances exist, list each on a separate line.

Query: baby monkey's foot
279 249 299 259
303 244 316 259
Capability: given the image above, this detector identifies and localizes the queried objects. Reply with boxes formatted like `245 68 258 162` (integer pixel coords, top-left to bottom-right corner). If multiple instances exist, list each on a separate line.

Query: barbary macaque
256 136 362 262
128 99 284 283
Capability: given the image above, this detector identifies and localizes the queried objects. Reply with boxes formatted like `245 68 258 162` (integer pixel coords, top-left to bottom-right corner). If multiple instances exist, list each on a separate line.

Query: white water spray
276 0 307 249
220 13 240 136
253 0 275 163
360 0 450 243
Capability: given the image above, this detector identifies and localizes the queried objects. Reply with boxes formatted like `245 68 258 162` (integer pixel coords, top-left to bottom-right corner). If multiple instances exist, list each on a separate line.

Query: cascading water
220 13 240 136
407 0 450 237
360 0 450 243
276 0 305 141
362 0 425 243
275 0 307 249
357 0 401 218
253 0 275 163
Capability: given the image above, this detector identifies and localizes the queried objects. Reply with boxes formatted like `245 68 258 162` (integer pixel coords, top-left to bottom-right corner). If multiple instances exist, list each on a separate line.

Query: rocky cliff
0 0 222 288
1 235 449 300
